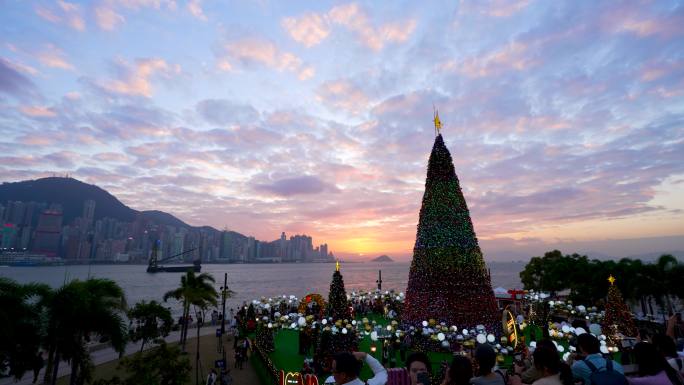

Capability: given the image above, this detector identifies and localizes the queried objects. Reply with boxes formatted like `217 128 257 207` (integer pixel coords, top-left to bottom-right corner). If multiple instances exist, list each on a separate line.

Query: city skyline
1 1 683 260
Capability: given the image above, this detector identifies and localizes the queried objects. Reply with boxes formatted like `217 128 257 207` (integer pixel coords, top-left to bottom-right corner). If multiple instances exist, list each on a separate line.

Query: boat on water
146 240 201 273
0 252 65 267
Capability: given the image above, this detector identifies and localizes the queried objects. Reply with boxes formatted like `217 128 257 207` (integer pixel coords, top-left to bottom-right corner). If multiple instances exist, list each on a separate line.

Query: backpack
584 359 628 385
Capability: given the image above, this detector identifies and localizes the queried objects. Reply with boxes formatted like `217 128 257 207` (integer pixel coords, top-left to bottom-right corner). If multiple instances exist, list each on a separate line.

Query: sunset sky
1 0 683 261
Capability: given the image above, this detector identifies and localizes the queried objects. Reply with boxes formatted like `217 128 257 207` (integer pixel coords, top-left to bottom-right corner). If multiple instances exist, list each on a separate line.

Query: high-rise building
82 200 96 228
1 223 17 249
32 209 63 256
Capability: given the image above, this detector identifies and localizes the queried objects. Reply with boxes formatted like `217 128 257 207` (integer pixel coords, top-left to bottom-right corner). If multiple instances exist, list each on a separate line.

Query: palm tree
163 270 218 351
42 278 127 385
0 278 52 380
163 270 218 385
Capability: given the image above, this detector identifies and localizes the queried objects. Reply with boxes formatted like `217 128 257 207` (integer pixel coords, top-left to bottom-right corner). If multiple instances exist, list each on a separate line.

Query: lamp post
221 272 227 334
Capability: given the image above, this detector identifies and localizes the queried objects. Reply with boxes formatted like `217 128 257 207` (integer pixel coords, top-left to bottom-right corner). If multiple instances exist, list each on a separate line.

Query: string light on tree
404 114 500 332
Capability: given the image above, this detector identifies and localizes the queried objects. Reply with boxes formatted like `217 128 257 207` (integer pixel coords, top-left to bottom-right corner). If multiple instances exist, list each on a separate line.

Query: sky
1 0 683 261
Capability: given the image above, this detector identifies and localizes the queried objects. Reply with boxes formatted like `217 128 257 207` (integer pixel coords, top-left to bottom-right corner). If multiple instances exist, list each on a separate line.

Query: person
652 334 684 376
406 351 431 385
526 342 573 385
440 355 472 385
31 351 44 384
206 369 217 385
569 333 625 385
630 342 684 385
329 351 387 385
515 340 557 384
471 344 506 385
220 369 233 385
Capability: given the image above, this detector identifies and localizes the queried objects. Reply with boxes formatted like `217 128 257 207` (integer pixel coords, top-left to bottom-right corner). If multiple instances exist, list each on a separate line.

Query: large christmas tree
603 275 637 339
328 261 350 321
403 129 499 330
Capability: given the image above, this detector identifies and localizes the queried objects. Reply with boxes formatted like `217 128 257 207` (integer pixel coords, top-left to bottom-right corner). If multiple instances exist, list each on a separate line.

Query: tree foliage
520 250 684 307
128 300 173 352
91 341 191 385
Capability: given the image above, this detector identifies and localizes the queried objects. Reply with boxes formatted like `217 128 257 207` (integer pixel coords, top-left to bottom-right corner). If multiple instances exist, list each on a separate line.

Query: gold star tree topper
608 275 616 286
433 109 442 136
336 260 340 272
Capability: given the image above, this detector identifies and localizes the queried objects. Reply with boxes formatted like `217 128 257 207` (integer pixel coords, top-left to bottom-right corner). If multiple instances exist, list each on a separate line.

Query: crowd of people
318 325 684 385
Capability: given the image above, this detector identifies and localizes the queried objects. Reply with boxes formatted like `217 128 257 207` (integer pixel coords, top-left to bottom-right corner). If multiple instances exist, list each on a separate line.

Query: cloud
252 175 339 196
0 58 40 101
457 0 532 18
217 37 314 80
35 1 85 31
282 3 417 51
316 80 370 115
102 58 179 97
196 99 259 126
20 105 56 118
95 6 125 31
187 0 207 21
282 13 331 47
36 44 74 70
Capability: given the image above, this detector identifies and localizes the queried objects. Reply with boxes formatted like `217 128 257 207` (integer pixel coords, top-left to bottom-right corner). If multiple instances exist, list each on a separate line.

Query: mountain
0 177 196 230
371 255 394 262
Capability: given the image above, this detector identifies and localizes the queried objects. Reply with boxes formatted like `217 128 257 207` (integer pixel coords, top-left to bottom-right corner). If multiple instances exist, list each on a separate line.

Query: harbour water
0 261 525 317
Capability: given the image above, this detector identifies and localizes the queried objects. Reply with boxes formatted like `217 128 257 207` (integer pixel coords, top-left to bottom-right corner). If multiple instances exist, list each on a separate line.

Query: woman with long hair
630 342 684 385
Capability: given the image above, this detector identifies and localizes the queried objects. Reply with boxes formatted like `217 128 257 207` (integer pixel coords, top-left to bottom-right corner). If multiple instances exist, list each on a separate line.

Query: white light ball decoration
561 325 571 334
600 345 609 354
563 352 571 361
290 322 296 329
600 340 607 346
386 325 393 331
590 324 602 335
462 329 469 336
352 320 357 326
422 321 428 327
476 324 485 331
530 341 537 348
371 331 378 341
342 328 348 335
442 341 450 348
267 322 273 329
274 312 281 318
557 345 565 352
322 319 328 325
575 327 587 335
500 348 509 355
438 333 445 341
298 317 306 327
476 334 487 344
487 334 495 343
577 305 586 313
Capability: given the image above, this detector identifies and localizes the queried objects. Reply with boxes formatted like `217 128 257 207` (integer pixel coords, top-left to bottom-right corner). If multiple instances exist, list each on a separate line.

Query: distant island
371 255 394 262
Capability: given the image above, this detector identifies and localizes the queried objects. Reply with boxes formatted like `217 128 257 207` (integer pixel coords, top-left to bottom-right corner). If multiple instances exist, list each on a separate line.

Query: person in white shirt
328 351 388 385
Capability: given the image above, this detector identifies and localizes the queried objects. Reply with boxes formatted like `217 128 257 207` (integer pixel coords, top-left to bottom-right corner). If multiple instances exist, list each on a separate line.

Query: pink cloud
35 1 85 31
187 0 207 21
282 3 417 51
19 105 57 118
316 79 370 115
282 13 331 48
103 58 179 97
36 44 74 70
453 42 537 78
218 37 314 80
95 6 125 31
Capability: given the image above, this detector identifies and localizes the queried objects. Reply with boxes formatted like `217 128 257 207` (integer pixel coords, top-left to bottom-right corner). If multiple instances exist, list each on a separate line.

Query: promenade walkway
0 325 260 385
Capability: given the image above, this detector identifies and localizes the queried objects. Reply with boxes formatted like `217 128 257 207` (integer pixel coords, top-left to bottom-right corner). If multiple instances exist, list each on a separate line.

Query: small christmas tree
256 323 274 353
328 261 350 321
603 275 637 339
